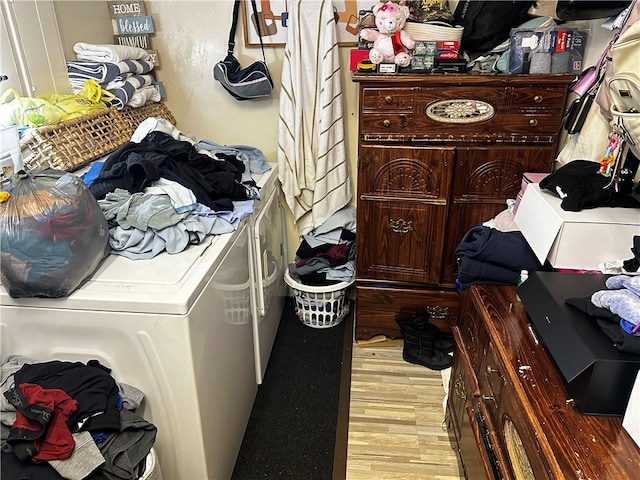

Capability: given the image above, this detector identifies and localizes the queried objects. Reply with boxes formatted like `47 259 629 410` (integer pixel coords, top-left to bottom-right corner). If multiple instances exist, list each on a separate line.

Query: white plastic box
514 183 640 270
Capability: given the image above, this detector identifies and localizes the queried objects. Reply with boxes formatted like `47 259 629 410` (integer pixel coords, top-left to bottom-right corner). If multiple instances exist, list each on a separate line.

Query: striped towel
104 74 156 109
74 42 151 63
277 0 352 234
67 60 154 87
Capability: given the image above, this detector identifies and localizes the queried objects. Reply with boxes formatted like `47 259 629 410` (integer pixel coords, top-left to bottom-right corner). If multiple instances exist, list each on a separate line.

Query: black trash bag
0 167 110 298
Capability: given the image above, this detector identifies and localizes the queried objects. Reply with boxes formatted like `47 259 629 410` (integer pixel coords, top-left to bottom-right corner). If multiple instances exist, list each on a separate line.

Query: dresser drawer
508 85 567 115
505 86 568 135
360 87 416 137
355 283 459 340
478 340 504 424
412 86 508 140
361 86 415 112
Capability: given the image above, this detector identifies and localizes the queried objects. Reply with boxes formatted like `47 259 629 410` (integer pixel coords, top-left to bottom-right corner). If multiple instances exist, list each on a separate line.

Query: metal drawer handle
389 218 413 234
533 95 543 103
382 119 391 127
384 95 393 104
529 119 538 127
486 366 499 374
426 305 449 319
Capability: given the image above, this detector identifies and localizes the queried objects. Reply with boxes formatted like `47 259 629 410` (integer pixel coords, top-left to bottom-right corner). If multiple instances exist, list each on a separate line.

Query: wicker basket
21 107 129 172
21 102 176 172
119 102 176 130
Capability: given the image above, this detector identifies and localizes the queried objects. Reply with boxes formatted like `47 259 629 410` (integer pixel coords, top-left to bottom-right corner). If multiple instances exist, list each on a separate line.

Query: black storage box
517 271 640 416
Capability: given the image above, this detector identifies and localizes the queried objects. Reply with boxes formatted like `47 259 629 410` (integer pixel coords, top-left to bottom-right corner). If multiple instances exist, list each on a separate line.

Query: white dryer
249 173 287 384
0 164 285 479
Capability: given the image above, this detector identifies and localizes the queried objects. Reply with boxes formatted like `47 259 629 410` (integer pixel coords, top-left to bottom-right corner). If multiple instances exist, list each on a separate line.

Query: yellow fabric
0 88 63 127
40 81 113 120
78 79 116 104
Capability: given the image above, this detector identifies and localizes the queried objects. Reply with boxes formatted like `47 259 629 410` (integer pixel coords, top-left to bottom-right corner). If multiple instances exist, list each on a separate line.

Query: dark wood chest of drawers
351 73 574 341
448 285 640 479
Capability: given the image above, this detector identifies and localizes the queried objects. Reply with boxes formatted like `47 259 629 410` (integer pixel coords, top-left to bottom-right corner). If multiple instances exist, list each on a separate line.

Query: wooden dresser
448 284 640 479
351 73 574 341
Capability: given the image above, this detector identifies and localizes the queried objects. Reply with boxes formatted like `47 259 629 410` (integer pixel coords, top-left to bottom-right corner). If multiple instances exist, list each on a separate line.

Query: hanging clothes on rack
277 0 353 235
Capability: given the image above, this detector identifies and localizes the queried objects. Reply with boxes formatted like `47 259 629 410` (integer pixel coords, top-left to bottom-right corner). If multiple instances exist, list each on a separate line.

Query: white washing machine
0 164 285 480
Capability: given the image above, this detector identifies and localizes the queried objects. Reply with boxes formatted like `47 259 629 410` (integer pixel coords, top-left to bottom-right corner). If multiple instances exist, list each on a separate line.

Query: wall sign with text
113 15 155 35
107 0 159 66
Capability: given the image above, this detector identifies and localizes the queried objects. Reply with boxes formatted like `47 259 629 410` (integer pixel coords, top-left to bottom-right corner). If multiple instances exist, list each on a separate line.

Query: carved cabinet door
441 145 556 284
356 144 455 284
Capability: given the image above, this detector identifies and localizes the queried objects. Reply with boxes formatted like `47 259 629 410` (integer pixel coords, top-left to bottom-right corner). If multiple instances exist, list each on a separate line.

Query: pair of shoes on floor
396 313 453 371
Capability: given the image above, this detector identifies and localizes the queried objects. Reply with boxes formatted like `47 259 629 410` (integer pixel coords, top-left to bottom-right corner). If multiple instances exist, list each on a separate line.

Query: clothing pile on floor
66 43 160 109
83 117 271 260
288 205 356 286
1 355 157 480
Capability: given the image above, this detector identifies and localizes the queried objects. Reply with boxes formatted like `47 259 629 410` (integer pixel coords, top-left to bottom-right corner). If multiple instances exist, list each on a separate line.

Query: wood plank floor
345 345 463 480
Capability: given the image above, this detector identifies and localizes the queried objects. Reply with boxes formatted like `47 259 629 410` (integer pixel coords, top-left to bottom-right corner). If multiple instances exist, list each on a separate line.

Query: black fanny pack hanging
213 0 274 101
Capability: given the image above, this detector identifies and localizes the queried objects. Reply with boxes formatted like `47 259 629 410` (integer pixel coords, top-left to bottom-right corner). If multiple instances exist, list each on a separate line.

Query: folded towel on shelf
74 42 151 63
126 85 161 108
105 74 156 109
67 61 121 84
68 60 154 88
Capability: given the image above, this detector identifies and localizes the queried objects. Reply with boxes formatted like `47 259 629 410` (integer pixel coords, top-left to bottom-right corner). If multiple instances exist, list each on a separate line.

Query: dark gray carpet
231 297 347 480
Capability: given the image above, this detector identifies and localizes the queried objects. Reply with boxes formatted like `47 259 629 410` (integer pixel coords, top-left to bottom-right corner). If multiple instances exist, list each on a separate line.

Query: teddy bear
360 1 415 67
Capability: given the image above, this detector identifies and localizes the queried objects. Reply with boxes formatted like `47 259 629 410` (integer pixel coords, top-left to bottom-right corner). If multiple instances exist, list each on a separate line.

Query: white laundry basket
140 448 162 480
211 279 251 325
284 269 354 329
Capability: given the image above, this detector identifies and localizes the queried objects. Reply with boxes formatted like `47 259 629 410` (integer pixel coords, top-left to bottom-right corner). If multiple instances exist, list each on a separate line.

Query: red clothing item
11 383 78 461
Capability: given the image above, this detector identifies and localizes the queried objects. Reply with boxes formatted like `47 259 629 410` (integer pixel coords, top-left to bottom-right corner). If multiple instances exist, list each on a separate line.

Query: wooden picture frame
242 0 369 47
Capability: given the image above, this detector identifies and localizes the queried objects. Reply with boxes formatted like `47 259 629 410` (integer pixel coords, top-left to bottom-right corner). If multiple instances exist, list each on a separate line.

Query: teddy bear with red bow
360 1 415 67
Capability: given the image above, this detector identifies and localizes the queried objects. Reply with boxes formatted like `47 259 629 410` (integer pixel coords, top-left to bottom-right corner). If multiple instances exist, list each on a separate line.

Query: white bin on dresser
0 164 286 480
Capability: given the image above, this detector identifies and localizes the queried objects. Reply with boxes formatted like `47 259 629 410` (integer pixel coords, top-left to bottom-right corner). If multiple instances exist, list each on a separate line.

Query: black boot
396 313 455 354
398 322 452 371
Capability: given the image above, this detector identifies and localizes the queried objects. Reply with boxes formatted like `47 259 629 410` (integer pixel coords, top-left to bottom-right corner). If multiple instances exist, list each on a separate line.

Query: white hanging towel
277 0 353 235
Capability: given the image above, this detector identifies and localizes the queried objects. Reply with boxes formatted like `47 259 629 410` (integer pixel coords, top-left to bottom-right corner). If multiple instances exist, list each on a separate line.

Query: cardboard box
513 184 640 270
